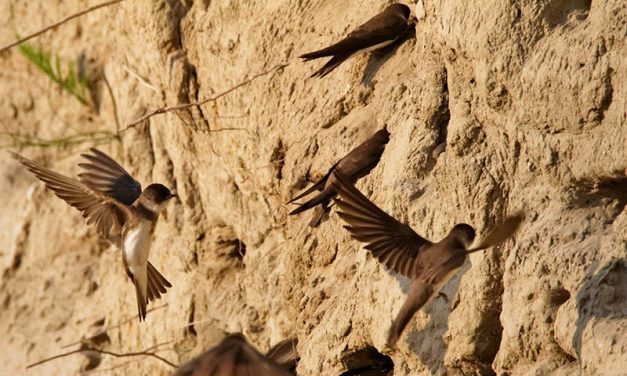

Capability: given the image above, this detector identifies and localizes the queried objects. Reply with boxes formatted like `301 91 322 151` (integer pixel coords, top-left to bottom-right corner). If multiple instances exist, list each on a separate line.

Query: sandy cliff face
0 0 625 375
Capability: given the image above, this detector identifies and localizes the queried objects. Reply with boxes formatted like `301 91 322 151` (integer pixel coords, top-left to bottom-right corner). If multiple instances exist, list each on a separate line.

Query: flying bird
174 334 297 376
300 3 412 78
265 337 300 374
331 170 524 346
12 148 176 321
288 127 390 227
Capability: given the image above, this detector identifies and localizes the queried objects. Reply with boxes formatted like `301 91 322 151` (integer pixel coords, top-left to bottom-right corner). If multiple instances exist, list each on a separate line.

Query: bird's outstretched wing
78 148 142 206
12 152 130 244
332 170 432 278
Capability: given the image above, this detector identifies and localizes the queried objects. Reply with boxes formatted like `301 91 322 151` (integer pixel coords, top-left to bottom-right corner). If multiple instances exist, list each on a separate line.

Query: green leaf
16 41 92 107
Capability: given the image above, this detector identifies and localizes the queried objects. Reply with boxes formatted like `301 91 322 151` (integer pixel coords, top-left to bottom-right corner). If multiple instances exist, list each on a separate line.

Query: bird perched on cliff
331 171 524 346
174 334 298 376
12 149 175 321
288 127 390 227
300 3 413 78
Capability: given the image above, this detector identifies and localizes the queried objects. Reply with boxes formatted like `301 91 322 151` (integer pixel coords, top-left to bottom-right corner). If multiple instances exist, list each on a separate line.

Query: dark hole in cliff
190 248 198 266
187 300 197 337
544 0 592 26
271 138 286 181
12 251 23 270
218 238 247 260
3 250 24 280
80 347 102 372
86 317 109 342
233 239 247 259
339 346 394 376
431 66 450 160
547 287 571 306
569 174 627 212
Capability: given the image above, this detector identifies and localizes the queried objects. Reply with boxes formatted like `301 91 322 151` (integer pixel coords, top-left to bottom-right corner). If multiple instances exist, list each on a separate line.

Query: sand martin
331 171 523 346
288 127 390 227
174 334 297 376
12 148 175 321
265 337 300 374
300 3 412 78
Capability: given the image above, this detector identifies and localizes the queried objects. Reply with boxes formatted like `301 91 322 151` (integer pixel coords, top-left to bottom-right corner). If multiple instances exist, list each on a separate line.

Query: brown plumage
12 149 174 321
300 3 412 78
265 338 299 374
331 170 524 346
288 127 390 227
174 334 295 376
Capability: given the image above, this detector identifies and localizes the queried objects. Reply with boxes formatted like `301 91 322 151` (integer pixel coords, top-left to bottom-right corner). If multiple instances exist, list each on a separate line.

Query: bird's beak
170 193 178 200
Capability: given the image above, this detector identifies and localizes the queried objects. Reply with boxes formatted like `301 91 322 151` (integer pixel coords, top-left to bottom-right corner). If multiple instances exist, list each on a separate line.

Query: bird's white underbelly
429 264 464 304
360 39 396 54
124 222 153 275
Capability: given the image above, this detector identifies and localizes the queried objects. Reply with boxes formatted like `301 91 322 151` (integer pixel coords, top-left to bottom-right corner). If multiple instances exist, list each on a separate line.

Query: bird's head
140 183 177 212
449 223 476 247
388 3 411 20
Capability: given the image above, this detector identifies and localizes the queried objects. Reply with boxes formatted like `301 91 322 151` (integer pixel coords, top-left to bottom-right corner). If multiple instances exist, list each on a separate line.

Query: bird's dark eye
162 189 171 200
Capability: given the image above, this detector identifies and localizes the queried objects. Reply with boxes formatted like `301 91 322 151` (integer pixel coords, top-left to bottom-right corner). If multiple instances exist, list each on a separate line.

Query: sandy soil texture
0 0 625 375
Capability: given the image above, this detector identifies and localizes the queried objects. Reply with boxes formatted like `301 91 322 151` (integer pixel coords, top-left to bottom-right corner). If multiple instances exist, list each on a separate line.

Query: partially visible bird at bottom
174 334 299 376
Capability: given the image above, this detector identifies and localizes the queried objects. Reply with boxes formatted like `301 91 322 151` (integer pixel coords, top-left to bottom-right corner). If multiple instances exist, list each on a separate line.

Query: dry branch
120 62 290 133
26 343 177 370
0 0 125 53
60 304 168 349
102 72 121 134
0 131 118 149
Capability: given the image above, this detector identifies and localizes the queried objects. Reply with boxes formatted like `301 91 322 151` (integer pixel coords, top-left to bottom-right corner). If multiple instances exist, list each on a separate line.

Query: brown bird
288 127 390 227
174 334 296 376
265 338 300 374
300 3 412 78
12 149 175 321
331 170 524 346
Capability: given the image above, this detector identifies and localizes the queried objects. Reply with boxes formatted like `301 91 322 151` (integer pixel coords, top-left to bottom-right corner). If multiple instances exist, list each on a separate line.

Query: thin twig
205 127 248 133
80 341 174 374
120 62 290 133
26 344 177 370
102 72 121 134
177 317 218 330
213 114 249 119
120 64 158 92
60 304 168 349
0 0 124 53
143 340 175 353
0 131 117 149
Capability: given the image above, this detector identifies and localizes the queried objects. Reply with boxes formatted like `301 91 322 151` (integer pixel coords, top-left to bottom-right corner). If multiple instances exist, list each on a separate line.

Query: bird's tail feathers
289 192 332 216
387 281 434 347
146 262 172 302
309 53 352 78
307 204 330 227
132 275 148 322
